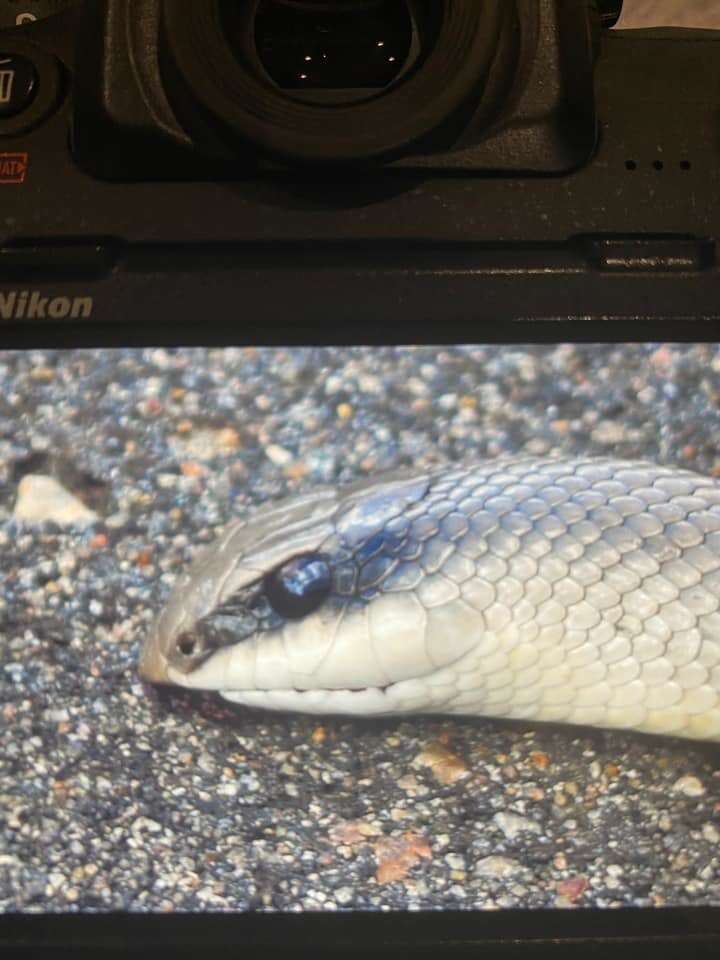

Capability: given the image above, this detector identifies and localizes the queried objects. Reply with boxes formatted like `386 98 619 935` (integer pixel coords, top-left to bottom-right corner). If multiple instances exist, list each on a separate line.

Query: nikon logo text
0 291 94 321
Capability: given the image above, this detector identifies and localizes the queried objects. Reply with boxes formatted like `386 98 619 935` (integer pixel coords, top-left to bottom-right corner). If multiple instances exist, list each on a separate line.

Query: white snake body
138 456 720 742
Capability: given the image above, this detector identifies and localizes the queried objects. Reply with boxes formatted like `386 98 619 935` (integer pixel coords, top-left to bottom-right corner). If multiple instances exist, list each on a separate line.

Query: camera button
0 53 38 119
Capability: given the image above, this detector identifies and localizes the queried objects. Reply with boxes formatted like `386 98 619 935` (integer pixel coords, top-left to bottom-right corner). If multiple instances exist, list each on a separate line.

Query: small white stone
57 550 78 574
672 775 706 797
702 823 720 843
47 872 66 892
131 817 162 835
217 783 238 797
324 375 344 395
592 421 625 445
474 856 526 879
14 475 98 527
493 811 542 840
43 708 69 724
105 511 130 529
265 444 293 467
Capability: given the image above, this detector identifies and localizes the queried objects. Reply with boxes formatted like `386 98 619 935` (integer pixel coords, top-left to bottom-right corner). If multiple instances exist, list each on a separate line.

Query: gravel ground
0 344 719 914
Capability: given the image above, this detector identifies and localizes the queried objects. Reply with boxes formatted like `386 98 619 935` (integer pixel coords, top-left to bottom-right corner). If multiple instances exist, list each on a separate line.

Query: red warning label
0 152 28 184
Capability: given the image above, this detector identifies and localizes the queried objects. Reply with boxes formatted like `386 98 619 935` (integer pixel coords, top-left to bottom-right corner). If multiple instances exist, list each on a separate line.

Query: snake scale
139 456 720 742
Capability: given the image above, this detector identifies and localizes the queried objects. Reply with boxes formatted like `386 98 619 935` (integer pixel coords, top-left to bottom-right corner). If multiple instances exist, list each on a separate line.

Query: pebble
170 427 240 460
673 776 706 798
265 444 293 467
702 824 720 844
42 708 70 724
13 475 99 526
474 857 527 879
413 741 469 785
493 812 542 840
555 876 589 904
591 421 626 446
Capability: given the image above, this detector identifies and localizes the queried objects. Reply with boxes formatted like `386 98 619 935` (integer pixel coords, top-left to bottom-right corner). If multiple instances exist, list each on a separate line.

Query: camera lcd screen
1 344 719 914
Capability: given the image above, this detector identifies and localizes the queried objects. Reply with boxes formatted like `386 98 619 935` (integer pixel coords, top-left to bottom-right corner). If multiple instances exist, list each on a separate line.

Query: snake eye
264 554 332 620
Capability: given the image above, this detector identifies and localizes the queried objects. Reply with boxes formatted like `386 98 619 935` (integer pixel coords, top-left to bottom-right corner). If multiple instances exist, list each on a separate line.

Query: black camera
75 0 608 176
4 5 720 958
4 0 620 174
0 0 718 338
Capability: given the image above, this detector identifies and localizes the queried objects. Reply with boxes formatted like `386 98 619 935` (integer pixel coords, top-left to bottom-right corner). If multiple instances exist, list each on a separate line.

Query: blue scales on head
327 474 430 601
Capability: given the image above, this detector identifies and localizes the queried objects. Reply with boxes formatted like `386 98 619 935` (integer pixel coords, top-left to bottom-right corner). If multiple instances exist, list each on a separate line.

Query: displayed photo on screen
1 343 719 914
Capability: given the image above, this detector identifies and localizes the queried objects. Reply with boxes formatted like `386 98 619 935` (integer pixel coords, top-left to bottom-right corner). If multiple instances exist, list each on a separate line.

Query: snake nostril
177 633 198 657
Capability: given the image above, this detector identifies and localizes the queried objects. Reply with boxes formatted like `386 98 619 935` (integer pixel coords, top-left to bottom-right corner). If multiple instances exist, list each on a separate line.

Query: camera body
71 0 599 179
0 0 718 340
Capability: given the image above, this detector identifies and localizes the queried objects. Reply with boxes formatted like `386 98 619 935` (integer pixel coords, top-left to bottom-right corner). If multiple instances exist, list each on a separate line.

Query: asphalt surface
1 344 719 913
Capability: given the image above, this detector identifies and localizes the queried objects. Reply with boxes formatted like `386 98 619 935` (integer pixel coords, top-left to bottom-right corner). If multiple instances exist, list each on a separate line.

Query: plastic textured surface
0 11 716 342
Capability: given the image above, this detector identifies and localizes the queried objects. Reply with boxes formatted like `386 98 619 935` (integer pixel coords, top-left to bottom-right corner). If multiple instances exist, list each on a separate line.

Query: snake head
138 469 482 714
138 485 340 686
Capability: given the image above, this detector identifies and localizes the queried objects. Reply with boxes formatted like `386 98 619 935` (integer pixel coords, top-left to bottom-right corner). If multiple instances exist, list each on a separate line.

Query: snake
138 456 720 742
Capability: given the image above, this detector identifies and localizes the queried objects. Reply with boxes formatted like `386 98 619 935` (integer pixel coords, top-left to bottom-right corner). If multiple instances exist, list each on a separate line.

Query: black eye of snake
264 554 332 619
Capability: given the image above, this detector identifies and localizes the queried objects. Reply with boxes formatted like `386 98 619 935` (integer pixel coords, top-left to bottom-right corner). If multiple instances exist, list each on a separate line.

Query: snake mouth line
218 683 408 715
222 684 393 695
211 649 474 713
